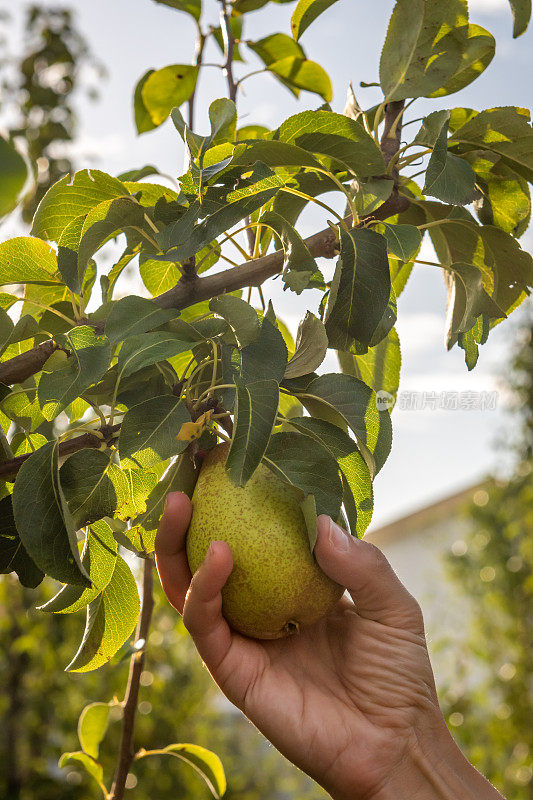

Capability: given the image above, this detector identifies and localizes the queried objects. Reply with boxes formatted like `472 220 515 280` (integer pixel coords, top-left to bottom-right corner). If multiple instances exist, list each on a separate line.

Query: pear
186 443 344 639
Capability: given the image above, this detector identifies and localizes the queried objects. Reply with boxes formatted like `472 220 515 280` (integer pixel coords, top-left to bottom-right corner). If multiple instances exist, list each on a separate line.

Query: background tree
0 0 532 798
0 4 102 222
442 309 533 800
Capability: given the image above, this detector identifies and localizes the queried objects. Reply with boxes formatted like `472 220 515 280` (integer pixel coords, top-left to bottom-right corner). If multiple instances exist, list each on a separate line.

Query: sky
2 0 532 527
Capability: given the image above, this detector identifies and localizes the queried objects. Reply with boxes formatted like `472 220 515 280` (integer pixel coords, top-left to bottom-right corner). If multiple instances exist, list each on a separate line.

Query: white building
367 482 490 687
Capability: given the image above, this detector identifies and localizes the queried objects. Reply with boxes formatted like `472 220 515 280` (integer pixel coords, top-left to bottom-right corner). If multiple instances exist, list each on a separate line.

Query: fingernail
328 518 350 552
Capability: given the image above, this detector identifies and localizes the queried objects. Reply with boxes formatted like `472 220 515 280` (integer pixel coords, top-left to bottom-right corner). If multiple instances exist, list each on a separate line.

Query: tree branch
0 340 58 386
0 424 120 480
379 99 410 217
188 24 206 130
220 0 237 103
153 191 407 310
0 105 411 391
110 558 154 800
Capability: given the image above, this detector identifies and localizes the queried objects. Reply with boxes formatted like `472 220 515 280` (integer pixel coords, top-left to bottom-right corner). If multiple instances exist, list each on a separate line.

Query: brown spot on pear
186 443 344 639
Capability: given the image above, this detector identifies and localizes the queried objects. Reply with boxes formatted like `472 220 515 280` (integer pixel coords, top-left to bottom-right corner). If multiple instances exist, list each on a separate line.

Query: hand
155 492 504 800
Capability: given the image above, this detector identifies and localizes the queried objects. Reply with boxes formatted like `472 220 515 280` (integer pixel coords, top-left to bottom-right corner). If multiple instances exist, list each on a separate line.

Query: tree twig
0 187 408 389
154 191 407 310
109 558 154 800
0 340 59 386
188 24 206 130
220 0 237 103
0 424 120 480
379 99 410 217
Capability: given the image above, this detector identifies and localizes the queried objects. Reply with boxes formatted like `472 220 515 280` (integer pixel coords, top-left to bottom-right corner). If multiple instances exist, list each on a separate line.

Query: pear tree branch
109 558 154 800
220 0 237 103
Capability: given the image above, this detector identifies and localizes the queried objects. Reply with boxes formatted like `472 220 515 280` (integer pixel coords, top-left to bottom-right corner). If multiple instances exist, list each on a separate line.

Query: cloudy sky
3 0 532 527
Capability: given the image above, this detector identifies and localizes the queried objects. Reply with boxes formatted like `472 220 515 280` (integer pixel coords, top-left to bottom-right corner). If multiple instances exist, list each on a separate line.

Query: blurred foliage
0 5 103 221
0 571 326 800
442 309 533 799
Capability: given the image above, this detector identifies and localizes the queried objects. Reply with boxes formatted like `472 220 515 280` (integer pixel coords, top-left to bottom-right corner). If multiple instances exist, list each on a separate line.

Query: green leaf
325 227 390 350
424 121 478 205
39 520 118 613
105 296 177 346
160 165 283 262
141 64 199 127
213 17 244 62
338 326 401 401
1 389 45 432
264 431 343 519
119 395 191 468
78 702 110 760
142 743 226 799
66 553 140 672
420 202 533 319
134 69 158 134
0 312 41 356
430 24 495 97
288 417 373 537
76 197 146 285
227 379 279 486
38 327 111 420
378 223 422 262
0 137 28 219
449 106 533 183
60 451 120 528
277 110 385 177
380 0 465 100
445 262 503 348
257 210 318 293
0 495 44 588
140 256 181 295
12 441 91 586
413 110 451 148
151 0 202 20
32 169 127 243
509 0 531 36
267 57 332 102
468 152 531 236
284 312 328 379
353 178 394 216
233 139 321 169
58 751 104 790
240 317 288 383
285 372 392 475
291 0 340 40
117 332 192 381
0 237 59 286
210 296 260 347
130 453 199 550
248 32 305 66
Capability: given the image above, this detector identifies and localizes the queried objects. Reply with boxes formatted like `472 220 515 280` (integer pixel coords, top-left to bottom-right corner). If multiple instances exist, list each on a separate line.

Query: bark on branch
153 188 408 310
0 424 120 480
0 340 58 386
109 558 154 800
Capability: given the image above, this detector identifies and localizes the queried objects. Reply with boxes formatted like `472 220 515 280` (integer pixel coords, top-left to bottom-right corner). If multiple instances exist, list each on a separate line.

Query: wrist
370 719 505 800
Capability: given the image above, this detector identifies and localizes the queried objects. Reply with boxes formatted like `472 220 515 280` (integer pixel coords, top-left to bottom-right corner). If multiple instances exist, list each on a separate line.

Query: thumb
314 515 424 632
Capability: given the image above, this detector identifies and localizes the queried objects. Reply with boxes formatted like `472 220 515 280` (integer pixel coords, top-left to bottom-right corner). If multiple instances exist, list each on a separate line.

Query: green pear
186 443 344 639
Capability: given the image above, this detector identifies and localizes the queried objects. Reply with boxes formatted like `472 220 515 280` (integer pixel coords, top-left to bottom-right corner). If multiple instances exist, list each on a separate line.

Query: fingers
155 491 193 613
314 515 424 632
182 540 235 670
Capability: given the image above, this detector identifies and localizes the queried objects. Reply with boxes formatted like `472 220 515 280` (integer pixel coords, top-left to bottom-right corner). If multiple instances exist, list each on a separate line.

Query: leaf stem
279 187 345 223
109 557 154 800
188 22 207 130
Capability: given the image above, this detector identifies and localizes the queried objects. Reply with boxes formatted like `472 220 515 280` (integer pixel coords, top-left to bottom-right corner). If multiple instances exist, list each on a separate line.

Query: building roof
367 480 491 547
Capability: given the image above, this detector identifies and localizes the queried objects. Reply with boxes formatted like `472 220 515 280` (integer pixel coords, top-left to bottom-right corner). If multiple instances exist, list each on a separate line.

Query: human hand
155 492 504 800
